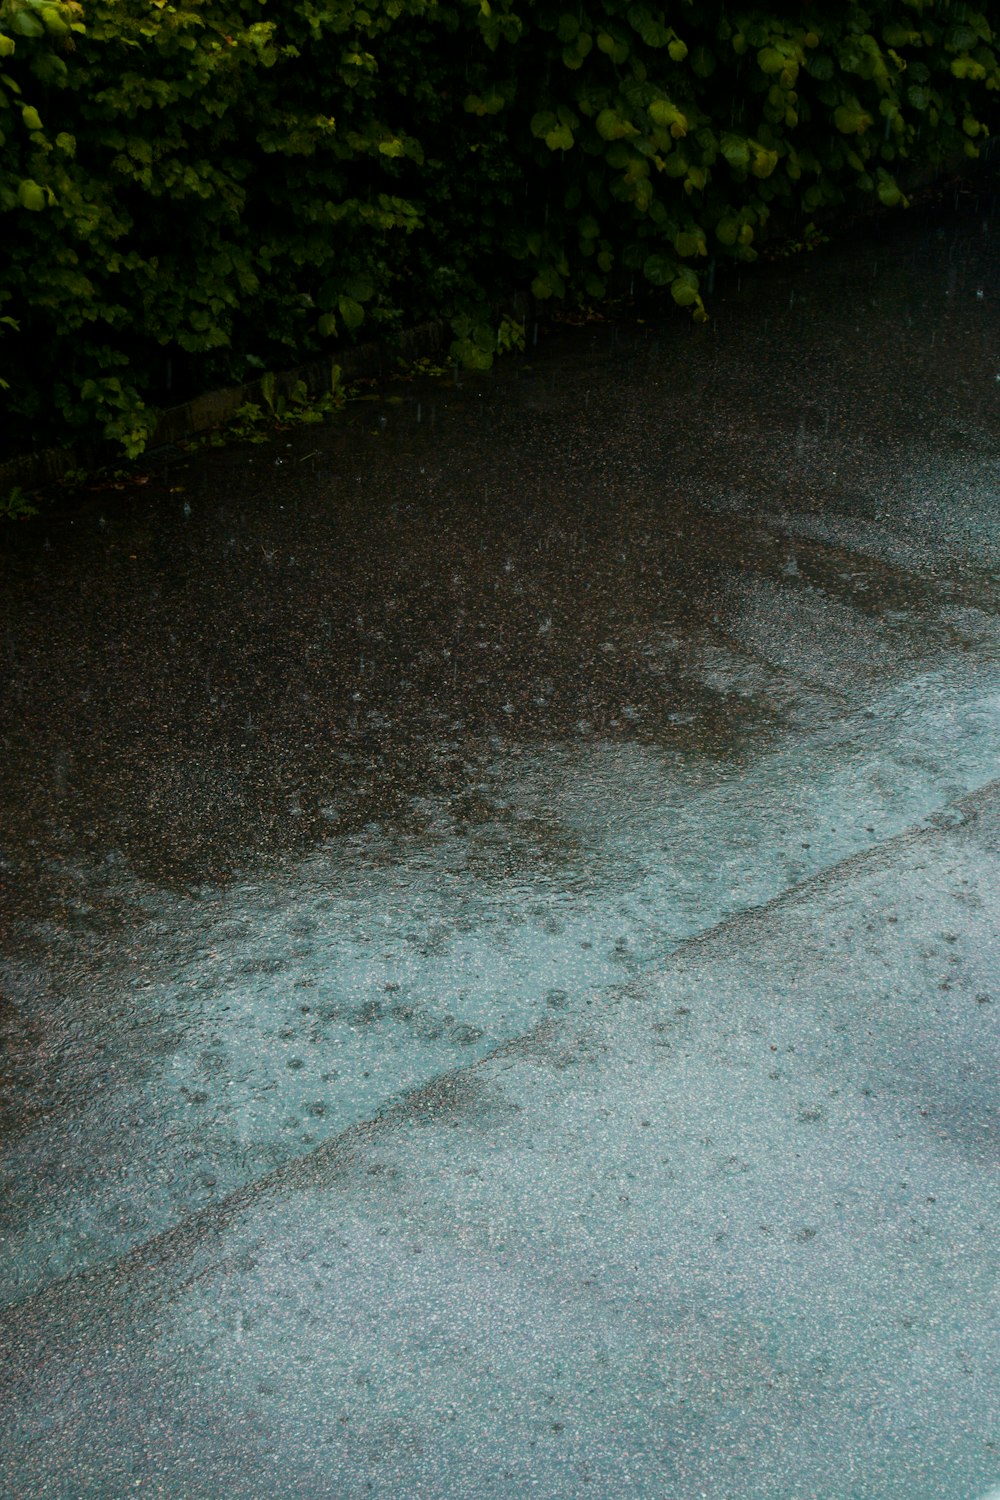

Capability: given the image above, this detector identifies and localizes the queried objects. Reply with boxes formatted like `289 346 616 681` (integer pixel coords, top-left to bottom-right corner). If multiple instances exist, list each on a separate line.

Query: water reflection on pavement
1 195 998 1498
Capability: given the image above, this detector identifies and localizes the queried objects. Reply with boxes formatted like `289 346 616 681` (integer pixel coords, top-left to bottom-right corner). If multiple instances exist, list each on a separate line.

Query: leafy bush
1 0 997 456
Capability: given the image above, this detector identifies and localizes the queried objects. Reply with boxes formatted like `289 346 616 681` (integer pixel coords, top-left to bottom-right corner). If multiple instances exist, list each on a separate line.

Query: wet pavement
1 192 999 1497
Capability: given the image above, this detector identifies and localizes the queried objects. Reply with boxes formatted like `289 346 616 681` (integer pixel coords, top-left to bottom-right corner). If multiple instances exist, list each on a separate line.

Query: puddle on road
1 648 997 1304
1 203 998 1304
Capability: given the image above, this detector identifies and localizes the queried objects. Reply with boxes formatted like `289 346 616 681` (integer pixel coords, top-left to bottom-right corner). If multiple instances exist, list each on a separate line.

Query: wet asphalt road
1 190 999 1497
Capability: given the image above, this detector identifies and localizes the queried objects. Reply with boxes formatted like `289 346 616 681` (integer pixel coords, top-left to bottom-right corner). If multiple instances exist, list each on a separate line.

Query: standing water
1 192 999 1499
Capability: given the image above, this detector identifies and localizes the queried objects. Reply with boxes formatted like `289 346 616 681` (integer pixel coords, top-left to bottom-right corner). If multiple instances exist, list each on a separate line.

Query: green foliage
0 313 17 391
188 361 348 447
0 482 38 518
496 314 526 355
1 0 997 457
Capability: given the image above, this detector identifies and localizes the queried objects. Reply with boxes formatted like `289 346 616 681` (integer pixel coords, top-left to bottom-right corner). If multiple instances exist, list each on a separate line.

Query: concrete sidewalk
2 780 997 1499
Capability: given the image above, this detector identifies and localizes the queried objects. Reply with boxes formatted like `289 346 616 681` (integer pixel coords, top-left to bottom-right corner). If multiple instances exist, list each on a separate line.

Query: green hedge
1 0 997 456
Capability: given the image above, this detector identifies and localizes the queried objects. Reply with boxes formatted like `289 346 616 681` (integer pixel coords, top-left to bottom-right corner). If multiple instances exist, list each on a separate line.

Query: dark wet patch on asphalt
0 199 998 1330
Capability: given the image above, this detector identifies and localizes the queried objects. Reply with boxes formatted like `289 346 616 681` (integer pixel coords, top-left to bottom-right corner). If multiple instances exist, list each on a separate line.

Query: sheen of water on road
0 194 998 1498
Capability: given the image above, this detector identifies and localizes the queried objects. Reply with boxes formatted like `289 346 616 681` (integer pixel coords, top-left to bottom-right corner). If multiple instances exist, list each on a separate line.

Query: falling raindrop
53 746 71 796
